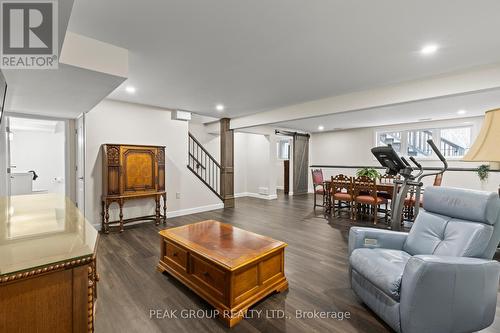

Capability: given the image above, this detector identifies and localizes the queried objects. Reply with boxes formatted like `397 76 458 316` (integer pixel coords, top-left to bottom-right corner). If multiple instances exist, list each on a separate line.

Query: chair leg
385 203 388 222
313 192 317 208
373 205 378 225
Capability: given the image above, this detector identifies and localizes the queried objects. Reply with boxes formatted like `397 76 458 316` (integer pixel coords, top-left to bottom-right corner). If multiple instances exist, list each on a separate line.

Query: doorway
7 116 66 196
76 114 85 213
277 138 291 195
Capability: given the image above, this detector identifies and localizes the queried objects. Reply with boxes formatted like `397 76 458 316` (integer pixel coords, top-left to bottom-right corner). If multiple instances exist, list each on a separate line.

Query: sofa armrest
348 227 408 256
400 255 500 333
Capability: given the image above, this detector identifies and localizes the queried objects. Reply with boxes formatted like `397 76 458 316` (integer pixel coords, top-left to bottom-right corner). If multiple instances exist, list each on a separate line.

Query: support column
220 118 235 208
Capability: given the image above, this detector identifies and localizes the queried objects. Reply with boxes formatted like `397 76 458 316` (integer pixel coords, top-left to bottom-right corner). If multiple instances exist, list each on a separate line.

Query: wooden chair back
330 174 353 195
353 176 377 198
379 174 400 184
311 169 324 186
433 173 444 186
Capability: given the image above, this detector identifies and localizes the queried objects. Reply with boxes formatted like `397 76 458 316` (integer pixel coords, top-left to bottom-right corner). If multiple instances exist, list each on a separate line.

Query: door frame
3 112 75 199
75 113 85 214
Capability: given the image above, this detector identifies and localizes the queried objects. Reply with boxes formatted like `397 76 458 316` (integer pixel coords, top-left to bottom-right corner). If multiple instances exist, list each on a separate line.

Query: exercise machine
371 139 447 230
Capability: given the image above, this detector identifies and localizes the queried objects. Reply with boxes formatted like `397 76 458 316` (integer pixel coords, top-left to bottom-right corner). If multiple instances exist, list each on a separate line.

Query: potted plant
477 164 490 182
356 167 381 180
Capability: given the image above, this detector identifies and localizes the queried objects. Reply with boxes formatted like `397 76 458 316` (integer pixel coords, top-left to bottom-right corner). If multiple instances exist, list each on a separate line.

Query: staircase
187 132 223 200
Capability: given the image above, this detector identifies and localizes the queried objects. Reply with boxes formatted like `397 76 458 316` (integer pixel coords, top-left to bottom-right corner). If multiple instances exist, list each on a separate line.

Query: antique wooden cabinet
0 194 98 333
101 144 166 232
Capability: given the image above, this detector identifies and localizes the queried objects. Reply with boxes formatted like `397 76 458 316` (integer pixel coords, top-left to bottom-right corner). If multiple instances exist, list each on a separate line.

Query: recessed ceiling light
125 86 136 94
318 125 324 131
215 104 225 112
420 44 439 55
457 109 467 115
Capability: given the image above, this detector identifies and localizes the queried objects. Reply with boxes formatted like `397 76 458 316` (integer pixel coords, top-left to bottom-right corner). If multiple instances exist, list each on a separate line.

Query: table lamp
463 108 500 196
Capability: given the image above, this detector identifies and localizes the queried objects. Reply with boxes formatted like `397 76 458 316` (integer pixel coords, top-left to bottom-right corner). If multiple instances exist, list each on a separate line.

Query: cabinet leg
119 200 124 232
155 196 160 226
162 194 167 224
101 201 105 233
104 202 110 234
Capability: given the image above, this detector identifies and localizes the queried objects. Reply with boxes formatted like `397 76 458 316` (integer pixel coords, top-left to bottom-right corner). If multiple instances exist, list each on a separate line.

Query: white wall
188 122 220 160
234 132 279 199
85 99 222 227
10 124 66 194
189 122 279 200
0 119 7 196
310 116 500 192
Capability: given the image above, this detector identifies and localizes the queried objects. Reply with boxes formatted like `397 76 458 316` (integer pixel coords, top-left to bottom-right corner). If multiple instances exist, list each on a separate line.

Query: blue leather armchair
348 186 500 333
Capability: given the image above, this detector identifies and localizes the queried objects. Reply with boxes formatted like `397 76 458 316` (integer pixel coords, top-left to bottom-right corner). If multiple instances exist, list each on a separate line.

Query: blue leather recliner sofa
349 186 500 333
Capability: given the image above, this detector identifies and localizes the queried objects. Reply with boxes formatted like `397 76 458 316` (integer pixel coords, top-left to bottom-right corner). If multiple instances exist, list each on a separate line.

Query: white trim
166 202 224 218
234 192 278 200
276 185 284 190
91 202 225 230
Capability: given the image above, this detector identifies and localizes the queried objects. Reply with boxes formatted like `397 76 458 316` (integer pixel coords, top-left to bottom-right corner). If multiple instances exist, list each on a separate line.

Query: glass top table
0 193 98 276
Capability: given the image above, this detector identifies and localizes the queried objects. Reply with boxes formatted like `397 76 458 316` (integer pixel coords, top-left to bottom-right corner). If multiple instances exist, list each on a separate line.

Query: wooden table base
101 193 166 233
157 220 288 327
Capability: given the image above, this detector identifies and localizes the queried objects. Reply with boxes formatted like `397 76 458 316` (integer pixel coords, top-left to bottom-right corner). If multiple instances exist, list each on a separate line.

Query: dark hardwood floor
95 193 500 333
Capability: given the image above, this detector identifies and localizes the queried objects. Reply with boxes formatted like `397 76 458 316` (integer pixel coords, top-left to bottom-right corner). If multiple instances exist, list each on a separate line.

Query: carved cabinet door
121 146 158 194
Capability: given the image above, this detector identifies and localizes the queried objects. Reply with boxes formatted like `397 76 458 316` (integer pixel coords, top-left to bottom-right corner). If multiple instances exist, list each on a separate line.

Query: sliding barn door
293 134 309 195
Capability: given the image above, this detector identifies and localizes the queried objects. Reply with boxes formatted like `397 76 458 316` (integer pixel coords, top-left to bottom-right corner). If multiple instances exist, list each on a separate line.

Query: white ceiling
276 88 500 133
3 0 127 118
5 64 126 118
68 0 500 118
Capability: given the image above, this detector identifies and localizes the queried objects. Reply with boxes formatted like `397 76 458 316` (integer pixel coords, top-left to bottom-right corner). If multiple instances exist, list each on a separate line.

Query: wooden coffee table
157 220 288 327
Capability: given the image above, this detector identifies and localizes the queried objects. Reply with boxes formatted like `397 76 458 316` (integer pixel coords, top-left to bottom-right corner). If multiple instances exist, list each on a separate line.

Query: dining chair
404 173 444 220
330 174 354 219
353 176 388 224
311 169 326 208
377 174 400 199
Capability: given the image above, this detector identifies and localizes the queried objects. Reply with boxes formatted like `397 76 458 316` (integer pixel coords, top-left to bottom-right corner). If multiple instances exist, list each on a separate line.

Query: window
375 125 472 159
440 127 471 157
277 140 290 160
376 131 402 153
407 129 433 157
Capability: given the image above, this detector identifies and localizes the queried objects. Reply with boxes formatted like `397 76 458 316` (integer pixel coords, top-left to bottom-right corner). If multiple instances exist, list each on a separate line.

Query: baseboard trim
91 202 224 230
166 203 225 218
234 192 278 200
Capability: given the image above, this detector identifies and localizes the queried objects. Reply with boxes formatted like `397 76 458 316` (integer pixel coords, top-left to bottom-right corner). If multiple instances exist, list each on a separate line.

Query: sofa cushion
403 211 494 258
351 269 402 332
350 248 410 301
433 219 493 257
423 186 500 225
403 211 449 256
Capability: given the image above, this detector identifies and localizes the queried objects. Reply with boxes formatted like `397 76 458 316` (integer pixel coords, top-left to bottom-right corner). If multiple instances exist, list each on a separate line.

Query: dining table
322 179 397 214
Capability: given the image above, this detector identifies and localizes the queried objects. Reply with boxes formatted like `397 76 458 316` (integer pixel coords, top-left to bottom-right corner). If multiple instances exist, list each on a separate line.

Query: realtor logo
0 0 58 69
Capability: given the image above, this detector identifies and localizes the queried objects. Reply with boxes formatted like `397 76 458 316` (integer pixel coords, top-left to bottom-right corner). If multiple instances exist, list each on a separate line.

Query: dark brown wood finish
94 193 500 333
157 220 288 327
220 119 235 208
101 144 167 233
283 160 290 195
0 256 97 333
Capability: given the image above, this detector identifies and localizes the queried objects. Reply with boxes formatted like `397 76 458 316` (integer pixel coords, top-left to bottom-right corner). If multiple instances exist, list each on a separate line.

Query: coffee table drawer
191 255 226 296
165 241 187 270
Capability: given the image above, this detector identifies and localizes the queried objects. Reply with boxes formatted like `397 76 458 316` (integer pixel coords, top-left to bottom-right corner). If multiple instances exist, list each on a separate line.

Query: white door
4 117 12 195
76 115 85 214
